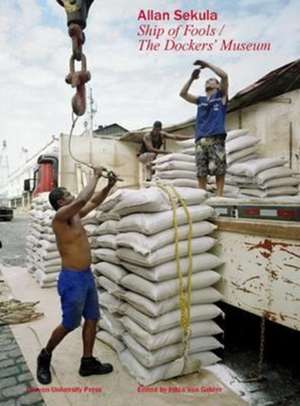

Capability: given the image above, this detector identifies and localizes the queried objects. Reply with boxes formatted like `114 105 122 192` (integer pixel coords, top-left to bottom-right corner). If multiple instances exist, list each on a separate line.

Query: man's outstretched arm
179 69 200 104
162 131 192 141
194 60 229 99
54 168 103 222
79 174 118 218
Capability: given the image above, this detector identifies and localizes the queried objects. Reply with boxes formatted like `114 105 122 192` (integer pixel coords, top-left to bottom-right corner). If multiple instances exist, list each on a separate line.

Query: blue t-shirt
195 90 227 141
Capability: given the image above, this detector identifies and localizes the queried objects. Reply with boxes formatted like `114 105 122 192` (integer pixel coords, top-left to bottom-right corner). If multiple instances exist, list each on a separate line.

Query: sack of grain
120 271 220 302
117 205 214 235
121 253 223 282
116 221 217 256
122 287 222 317
121 317 223 350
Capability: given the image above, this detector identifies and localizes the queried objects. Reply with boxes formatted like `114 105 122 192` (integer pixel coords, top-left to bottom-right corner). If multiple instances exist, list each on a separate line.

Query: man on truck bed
37 167 117 385
138 120 191 181
179 60 229 197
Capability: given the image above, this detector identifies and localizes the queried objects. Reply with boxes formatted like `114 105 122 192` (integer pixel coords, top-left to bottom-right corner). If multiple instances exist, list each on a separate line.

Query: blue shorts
57 267 100 331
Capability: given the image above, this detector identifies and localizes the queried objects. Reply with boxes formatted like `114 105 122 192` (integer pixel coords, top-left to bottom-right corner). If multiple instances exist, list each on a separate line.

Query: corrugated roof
228 58 300 112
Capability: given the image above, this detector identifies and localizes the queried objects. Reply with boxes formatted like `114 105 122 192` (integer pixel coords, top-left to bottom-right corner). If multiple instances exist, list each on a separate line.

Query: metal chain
59 0 90 116
257 314 266 379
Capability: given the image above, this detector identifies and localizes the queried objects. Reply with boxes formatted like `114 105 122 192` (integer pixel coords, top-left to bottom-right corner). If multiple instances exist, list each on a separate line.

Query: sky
0 0 299 171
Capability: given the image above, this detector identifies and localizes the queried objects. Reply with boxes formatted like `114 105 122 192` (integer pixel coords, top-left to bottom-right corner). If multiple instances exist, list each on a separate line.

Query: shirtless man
37 167 117 385
138 121 191 181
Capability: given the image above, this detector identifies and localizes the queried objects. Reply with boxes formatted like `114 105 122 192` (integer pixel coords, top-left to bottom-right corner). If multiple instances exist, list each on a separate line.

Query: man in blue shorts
180 60 229 196
36 167 117 384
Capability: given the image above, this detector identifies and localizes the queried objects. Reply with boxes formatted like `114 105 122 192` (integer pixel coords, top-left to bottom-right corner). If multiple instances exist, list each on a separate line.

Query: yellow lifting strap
155 181 193 358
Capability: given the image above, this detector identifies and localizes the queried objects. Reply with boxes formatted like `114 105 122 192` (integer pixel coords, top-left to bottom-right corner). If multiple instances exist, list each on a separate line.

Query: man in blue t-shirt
179 60 229 196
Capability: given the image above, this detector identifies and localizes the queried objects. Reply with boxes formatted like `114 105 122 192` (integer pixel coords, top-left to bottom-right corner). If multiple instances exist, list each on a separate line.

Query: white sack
120 349 219 386
182 147 195 156
117 205 214 235
99 291 125 314
84 224 99 236
96 331 125 353
97 220 119 235
34 269 58 284
122 304 222 334
153 153 196 165
227 146 258 165
226 129 249 141
39 241 57 252
156 170 197 180
110 188 171 216
96 212 120 223
97 189 126 212
260 176 300 189
153 179 199 188
111 187 207 216
121 271 220 302
240 186 298 197
95 235 117 250
117 236 216 268
94 248 121 265
124 333 223 368
155 161 196 172
256 166 297 185
123 287 222 317
94 262 128 284
98 309 124 338
225 135 259 154
228 158 286 177
116 221 217 256
121 316 223 350
97 276 126 297
122 253 223 282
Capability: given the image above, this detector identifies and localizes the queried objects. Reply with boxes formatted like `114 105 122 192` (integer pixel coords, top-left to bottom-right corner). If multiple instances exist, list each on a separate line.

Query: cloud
0 0 299 172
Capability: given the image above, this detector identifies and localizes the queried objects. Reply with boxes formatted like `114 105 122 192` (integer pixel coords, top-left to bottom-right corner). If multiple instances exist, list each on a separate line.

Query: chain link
257 313 266 378
59 1 90 116
66 24 90 116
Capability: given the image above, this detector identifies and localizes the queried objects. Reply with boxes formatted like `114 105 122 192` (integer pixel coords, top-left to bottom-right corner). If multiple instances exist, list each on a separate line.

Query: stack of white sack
178 129 259 165
152 129 259 197
95 187 224 385
227 158 300 198
173 129 300 198
153 153 240 197
152 153 198 189
26 196 101 288
91 191 127 353
26 194 60 288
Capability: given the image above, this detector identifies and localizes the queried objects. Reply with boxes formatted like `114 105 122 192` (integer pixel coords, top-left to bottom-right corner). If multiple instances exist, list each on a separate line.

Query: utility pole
88 87 97 137
0 140 9 194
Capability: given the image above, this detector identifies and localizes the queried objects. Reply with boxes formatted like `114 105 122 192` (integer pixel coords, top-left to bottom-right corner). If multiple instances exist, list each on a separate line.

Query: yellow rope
155 181 193 357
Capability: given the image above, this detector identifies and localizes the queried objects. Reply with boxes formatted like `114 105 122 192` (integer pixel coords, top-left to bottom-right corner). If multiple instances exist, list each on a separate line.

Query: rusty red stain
245 239 300 260
279 247 300 259
231 281 256 294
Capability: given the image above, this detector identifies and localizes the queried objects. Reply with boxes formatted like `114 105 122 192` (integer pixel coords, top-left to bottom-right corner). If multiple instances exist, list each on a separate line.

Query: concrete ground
1 264 248 406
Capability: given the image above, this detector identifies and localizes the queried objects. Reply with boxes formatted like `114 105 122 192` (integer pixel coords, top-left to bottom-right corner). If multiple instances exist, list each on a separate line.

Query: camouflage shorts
195 136 227 177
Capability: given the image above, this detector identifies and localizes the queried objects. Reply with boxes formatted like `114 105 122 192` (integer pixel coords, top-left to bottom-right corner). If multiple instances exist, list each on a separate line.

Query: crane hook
56 0 95 29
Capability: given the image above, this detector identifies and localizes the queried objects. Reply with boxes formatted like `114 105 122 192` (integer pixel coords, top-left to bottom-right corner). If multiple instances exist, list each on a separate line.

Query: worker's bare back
53 214 91 270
